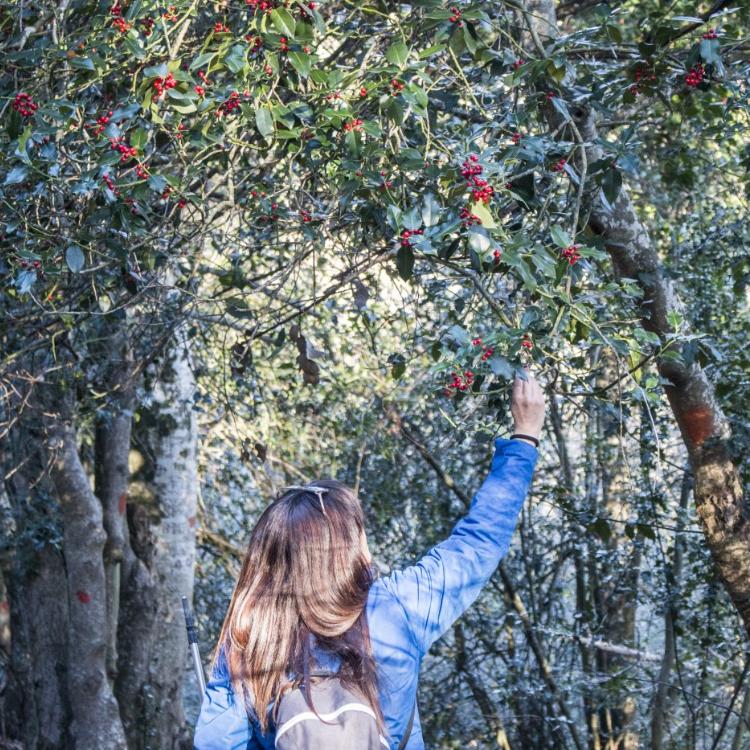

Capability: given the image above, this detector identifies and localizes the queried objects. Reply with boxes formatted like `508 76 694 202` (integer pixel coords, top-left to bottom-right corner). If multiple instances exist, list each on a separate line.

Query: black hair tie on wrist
511 433 540 448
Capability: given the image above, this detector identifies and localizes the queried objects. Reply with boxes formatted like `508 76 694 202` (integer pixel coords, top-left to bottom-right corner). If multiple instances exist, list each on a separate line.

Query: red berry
561 244 581 265
12 92 38 118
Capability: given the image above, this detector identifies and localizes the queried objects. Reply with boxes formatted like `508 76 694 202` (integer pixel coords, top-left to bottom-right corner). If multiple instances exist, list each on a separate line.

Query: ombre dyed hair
213 478 383 734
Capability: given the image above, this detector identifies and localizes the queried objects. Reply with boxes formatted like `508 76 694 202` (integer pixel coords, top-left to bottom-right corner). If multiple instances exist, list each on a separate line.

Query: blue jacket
194 437 538 749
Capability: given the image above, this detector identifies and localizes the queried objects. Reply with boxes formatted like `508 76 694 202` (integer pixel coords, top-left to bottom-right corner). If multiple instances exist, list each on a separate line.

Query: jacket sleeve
380 437 538 655
193 647 256 750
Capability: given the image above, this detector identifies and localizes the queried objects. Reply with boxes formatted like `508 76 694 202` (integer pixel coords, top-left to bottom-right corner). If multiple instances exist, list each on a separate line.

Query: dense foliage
1 0 749 747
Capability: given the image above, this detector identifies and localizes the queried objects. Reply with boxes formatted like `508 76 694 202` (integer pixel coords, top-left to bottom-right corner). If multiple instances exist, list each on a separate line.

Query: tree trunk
95 341 136 684
1 430 72 748
44 408 127 749
116 325 198 750
548 386 600 750
594 353 640 750
525 0 750 640
650 465 691 749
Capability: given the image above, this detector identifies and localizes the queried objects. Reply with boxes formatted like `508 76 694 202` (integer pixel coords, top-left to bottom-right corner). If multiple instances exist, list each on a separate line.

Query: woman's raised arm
380 370 546 655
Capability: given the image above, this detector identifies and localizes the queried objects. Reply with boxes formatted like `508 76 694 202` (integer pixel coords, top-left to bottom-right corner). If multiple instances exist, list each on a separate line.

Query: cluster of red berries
702 28 718 39
493 247 501 264
109 137 137 162
561 244 581 265
12 92 37 118
552 158 567 173
460 154 494 204
111 1 123 14
360 86 367 97
135 162 149 179
379 171 394 190
93 110 113 135
113 17 131 33
279 36 289 52
214 22 230 34
459 206 482 227
18 258 42 271
449 7 462 25
178 198 187 208
471 181 493 203
511 131 522 145
460 154 482 180
521 333 533 350
246 0 276 11
343 118 363 132
472 337 495 361
445 369 475 395
141 17 155 36
153 73 176 96
161 186 171 200
300 209 312 222
391 79 405 95
216 91 241 116
162 5 178 21
102 173 120 196
258 201 280 222
634 65 656 83
629 64 656 96
195 85 206 97
326 90 342 101
513 58 524 70
175 122 187 140
400 228 424 247
685 64 705 87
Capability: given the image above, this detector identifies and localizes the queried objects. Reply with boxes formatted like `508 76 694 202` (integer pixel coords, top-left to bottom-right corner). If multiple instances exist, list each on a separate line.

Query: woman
194 369 545 749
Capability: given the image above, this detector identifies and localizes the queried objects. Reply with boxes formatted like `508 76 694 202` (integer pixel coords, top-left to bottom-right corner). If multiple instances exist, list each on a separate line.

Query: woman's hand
510 368 546 442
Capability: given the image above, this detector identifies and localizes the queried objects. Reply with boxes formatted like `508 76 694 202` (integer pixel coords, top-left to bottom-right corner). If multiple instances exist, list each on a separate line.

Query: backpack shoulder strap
398 701 416 750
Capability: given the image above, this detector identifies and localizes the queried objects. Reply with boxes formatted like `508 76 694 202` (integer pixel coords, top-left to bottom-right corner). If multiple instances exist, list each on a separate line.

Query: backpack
273 671 415 750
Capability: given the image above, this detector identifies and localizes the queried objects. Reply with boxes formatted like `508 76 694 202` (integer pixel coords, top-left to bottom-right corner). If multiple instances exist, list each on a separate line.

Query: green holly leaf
550 225 571 248
468 227 490 253
288 51 311 78
422 193 441 227
385 41 409 66
396 245 414 280
469 202 496 229
65 246 85 273
255 106 274 138
601 167 622 205
270 8 296 38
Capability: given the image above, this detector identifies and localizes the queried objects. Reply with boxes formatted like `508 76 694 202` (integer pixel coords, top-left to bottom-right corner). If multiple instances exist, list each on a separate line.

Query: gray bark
4 540 71 748
116 325 198 750
45 410 127 750
2 410 70 747
650 466 691 749
95 341 136 683
594 354 640 750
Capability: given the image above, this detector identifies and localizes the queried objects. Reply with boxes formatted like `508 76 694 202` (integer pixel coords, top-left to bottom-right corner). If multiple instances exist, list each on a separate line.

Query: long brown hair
213 478 383 734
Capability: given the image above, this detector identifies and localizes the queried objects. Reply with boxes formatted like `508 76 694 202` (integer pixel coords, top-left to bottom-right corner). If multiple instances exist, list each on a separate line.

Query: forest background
1 0 749 748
